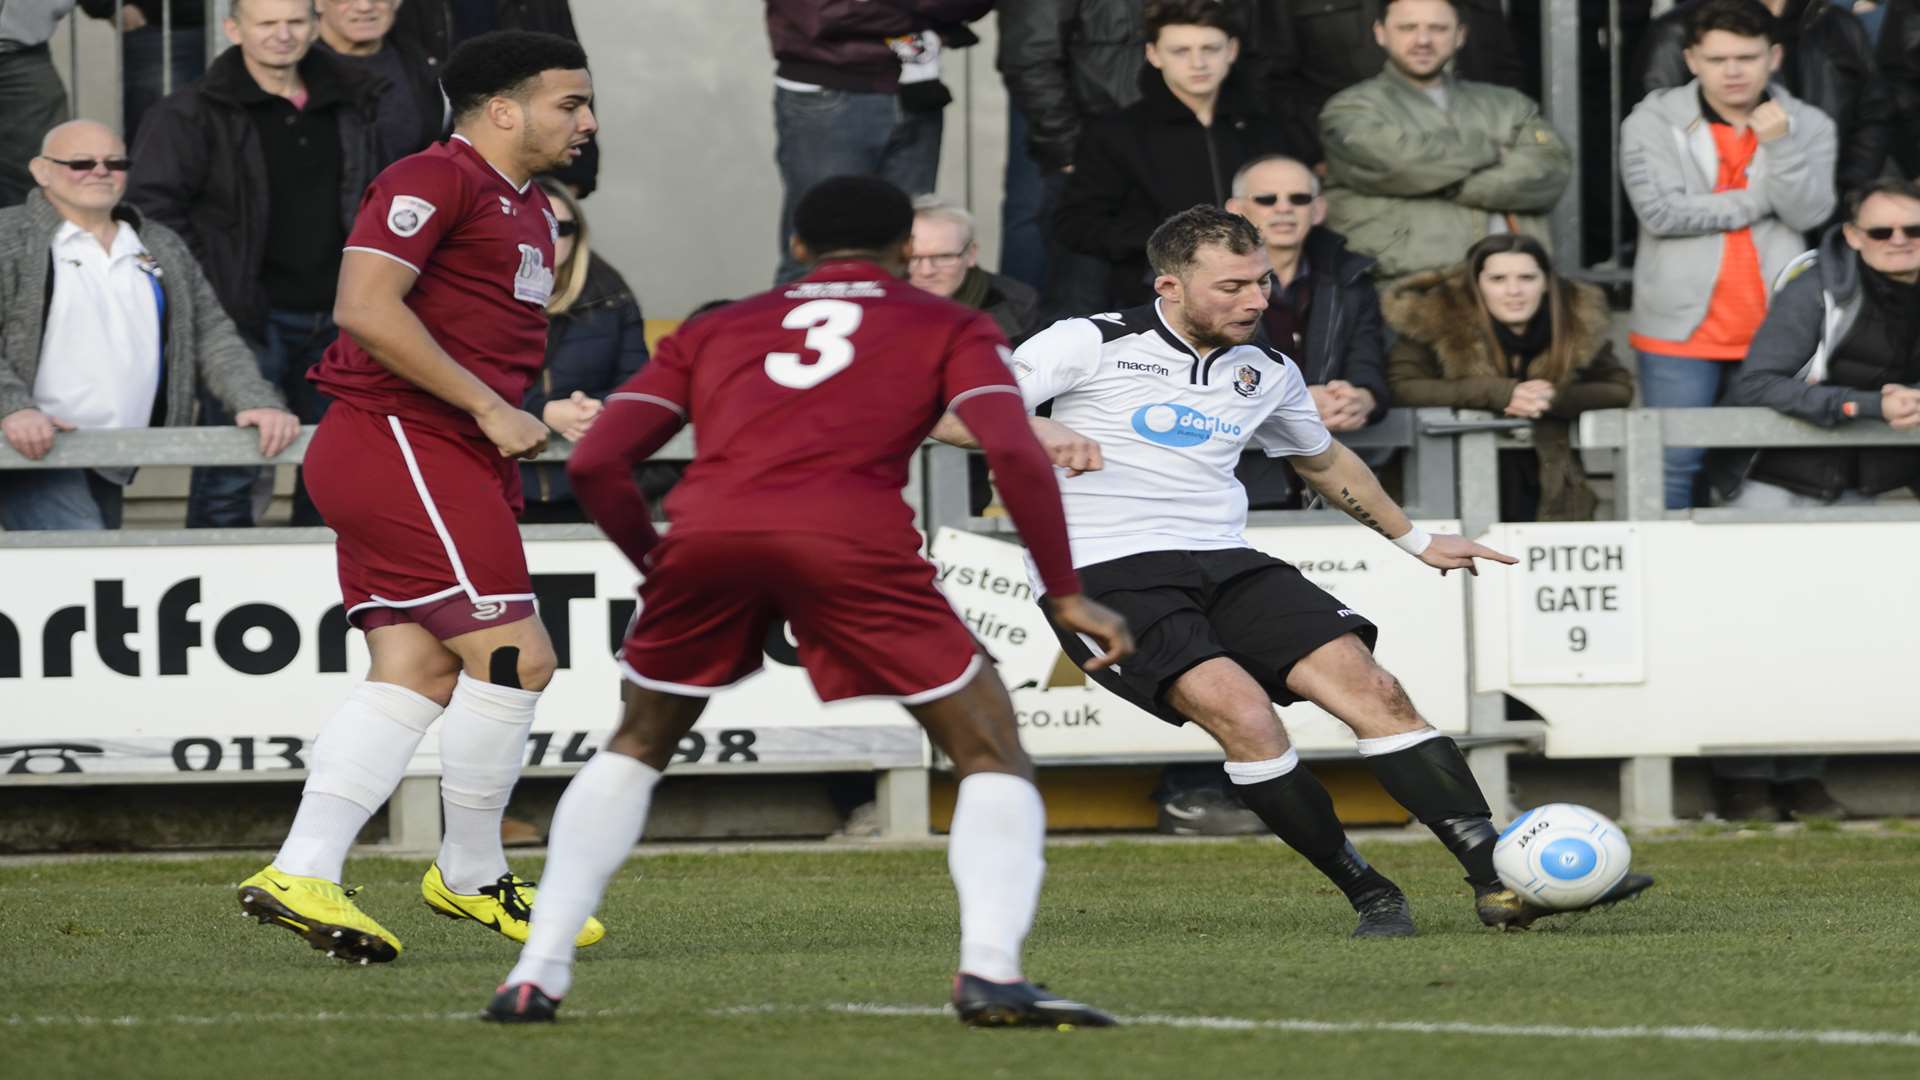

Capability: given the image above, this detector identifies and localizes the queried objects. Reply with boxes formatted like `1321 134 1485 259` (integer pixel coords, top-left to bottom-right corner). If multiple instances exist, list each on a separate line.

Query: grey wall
52 0 1013 319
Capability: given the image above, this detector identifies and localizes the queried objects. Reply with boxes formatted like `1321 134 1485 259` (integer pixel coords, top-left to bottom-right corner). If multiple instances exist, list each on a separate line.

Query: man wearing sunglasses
0 119 296 531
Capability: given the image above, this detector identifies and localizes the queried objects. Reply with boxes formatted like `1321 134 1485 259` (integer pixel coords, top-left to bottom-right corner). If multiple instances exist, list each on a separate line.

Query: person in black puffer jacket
520 179 650 524
1882 0 1920 179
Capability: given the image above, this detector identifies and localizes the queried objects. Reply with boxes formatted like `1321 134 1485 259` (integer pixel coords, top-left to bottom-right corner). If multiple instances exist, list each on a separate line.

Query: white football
1492 803 1632 910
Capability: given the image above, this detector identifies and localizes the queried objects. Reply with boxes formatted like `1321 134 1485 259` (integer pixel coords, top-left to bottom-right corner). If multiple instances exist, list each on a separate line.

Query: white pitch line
6 1004 1918 1050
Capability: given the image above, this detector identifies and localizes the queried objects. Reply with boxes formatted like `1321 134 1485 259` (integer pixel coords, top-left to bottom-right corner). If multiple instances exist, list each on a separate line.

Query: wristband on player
1391 526 1433 557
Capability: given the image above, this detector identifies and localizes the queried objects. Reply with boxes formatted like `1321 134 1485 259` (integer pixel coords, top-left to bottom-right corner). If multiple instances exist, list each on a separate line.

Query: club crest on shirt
387 194 437 237
1232 364 1262 398
513 243 554 305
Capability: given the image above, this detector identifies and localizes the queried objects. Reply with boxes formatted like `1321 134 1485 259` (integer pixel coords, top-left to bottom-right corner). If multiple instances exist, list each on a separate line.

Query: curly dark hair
441 31 590 123
1146 204 1263 279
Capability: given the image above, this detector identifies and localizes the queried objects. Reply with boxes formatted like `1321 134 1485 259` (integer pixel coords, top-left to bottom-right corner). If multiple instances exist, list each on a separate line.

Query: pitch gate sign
1504 524 1646 684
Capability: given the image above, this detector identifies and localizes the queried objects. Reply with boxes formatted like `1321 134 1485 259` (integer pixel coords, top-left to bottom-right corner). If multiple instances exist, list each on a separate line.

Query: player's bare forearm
333 252 508 419
1290 441 1413 542
929 412 980 449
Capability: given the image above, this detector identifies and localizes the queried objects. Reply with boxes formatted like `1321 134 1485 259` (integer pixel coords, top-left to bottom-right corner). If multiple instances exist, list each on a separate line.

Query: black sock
1232 768 1398 908
1365 736 1500 888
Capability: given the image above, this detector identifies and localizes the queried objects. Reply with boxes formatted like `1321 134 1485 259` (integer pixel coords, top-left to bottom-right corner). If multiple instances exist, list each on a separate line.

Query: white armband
1391 526 1433 557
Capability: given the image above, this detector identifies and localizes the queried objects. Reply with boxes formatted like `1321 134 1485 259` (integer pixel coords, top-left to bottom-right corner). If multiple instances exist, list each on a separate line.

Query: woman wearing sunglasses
1383 233 1635 522
517 178 649 523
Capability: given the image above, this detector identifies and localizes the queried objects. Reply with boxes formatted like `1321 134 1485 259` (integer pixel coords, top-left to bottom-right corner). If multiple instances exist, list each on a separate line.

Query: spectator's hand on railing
2 408 75 460
542 391 605 443
1882 386 1920 432
477 400 551 460
1505 380 1557 420
120 5 147 30
235 408 301 458
1030 416 1103 477
1417 534 1519 577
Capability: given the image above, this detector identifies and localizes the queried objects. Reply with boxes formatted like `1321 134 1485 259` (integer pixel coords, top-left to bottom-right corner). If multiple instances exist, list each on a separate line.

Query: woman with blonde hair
519 178 650 523
1384 234 1635 521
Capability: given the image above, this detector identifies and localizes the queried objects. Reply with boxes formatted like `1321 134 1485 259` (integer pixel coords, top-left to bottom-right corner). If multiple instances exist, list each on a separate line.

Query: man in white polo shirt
0 119 295 530
937 205 1652 938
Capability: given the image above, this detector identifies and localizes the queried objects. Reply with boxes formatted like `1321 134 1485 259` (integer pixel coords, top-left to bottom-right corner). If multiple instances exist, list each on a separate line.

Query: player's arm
331 252 548 459
930 319 1105 475
1290 441 1516 576
565 336 695 569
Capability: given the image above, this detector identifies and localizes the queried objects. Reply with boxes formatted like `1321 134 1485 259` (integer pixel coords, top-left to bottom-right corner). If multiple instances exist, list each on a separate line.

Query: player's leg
1285 634 1657 927
1160 656 1412 938
906 666 1115 1029
487 681 706 1022
239 621 458 963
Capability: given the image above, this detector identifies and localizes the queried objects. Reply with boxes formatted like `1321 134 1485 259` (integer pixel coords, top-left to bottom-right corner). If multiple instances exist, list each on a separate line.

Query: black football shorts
1041 547 1377 726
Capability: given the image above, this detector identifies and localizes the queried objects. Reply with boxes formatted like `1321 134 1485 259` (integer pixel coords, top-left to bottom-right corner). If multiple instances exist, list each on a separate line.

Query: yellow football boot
421 863 605 947
238 865 402 963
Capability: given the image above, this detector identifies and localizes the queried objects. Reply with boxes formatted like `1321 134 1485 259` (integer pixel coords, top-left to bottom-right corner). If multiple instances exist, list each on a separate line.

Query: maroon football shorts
304 403 535 640
620 529 983 704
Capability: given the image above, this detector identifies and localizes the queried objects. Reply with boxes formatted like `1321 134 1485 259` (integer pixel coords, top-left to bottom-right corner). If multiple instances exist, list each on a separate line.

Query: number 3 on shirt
765 299 862 389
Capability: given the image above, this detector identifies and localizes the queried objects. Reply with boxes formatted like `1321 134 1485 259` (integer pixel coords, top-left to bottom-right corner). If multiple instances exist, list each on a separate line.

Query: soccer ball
1492 803 1632 910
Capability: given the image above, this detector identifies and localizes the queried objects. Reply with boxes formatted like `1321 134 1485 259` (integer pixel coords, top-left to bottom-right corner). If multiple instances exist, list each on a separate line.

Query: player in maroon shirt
483 177 1135 1028
236 33 605 965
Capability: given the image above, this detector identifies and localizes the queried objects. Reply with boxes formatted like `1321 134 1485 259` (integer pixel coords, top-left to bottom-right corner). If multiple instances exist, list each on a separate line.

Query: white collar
52 218 142 259
450 134 531 195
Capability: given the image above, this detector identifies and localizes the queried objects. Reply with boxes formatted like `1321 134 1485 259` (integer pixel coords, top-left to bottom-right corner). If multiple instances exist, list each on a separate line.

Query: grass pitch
4 831 1918 1079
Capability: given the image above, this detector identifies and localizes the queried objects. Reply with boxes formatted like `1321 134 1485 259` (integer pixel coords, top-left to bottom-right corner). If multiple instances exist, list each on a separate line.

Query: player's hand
2 408 74 460
1030 416 1103 476
477 401 551 460
235 408 300 458
543 391 604 442
1880 385 1920 431
1417 534 1519 577
1751 101 1791 143
1045 593 1134 672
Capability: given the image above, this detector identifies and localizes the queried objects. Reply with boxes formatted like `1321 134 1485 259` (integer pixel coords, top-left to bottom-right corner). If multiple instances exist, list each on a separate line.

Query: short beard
1184 313 1254 351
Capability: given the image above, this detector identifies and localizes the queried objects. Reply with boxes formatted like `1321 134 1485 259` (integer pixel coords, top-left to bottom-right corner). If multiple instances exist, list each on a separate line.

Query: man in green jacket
1319 0 1571 280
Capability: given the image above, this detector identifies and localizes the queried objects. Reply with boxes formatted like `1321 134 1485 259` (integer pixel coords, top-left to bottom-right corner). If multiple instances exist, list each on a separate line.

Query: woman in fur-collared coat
1384 234 1635 521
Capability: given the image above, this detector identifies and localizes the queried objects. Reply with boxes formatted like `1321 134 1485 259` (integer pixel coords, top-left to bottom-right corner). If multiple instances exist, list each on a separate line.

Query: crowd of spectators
0 0 1917 816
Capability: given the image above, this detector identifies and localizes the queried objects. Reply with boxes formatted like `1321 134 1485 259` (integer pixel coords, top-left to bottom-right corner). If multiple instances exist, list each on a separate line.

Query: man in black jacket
1705 180 1920 821
127 0 384 527
1881 0 1920 178
1227 154 1389 509
315 0 443 162
1635 0 1892 215
1053 0 1300 308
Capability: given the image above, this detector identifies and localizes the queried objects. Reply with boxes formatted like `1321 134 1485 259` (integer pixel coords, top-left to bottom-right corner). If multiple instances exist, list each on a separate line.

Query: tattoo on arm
1340 486 1388 537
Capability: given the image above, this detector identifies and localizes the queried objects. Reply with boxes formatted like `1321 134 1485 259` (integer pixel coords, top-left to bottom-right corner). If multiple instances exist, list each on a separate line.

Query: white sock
505 750 660 999
1223 749 1300 785
277 682 443 881
948 771 1046 984
1355 728 1444 757
437 672 540 893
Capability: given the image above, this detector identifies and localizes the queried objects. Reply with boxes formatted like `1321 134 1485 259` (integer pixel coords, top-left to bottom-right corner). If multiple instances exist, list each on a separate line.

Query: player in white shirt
936 206 1653 934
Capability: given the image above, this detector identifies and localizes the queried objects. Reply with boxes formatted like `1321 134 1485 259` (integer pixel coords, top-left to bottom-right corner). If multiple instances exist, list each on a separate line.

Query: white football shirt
1012 300 1331 579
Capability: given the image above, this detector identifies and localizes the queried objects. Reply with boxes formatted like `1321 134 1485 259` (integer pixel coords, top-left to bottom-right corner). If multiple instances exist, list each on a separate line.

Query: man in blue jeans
763 1 991 283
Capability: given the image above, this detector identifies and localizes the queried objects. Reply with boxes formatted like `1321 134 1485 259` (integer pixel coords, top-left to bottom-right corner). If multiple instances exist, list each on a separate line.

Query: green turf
4 833 1918 1079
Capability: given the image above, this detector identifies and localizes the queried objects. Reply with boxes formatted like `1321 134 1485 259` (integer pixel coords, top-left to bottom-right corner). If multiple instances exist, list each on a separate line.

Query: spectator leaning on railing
1318 0 1571 282
1713 178 1920 507
1384 234 1634 522
518 176 649 525
0 120 296 532
1621 0 1837 511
